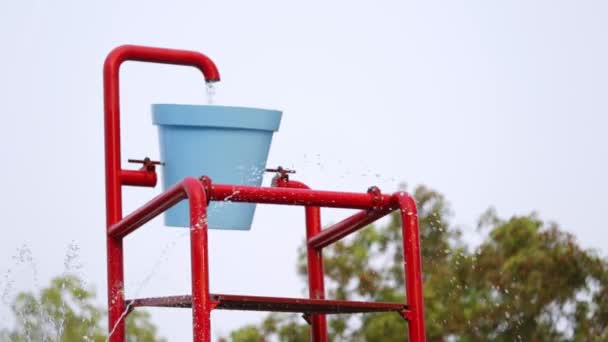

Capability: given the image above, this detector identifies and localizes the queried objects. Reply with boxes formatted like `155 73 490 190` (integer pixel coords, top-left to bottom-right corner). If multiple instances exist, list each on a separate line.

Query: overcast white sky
1 0 607 340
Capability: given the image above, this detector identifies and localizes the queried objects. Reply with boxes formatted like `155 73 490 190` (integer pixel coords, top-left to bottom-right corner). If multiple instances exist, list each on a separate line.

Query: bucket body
152 104 282 230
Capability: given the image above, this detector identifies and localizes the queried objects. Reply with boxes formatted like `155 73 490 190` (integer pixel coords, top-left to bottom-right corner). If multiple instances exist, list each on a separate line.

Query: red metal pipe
307 202 396 250
106 239 124 342
104 45 220 342
394 192 425 342
108 180 194 239
276 178 328 341
106 178 210 341
101 45 428 341
105 176 426 340
104 45 221 82
128 293 409 314
209 184 393 209
120 169 157 188
186 178 212 342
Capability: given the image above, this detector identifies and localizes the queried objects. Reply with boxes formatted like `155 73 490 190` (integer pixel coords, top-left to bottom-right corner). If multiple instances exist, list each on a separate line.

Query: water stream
206 82 216 105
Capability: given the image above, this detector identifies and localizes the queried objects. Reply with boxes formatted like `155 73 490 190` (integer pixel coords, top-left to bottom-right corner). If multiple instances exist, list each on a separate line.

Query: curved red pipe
103 45 220 342
393 191 425 341
104 44 220 225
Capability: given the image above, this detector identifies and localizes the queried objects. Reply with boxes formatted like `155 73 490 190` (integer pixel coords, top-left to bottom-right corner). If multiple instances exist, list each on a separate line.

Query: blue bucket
152 104 282 230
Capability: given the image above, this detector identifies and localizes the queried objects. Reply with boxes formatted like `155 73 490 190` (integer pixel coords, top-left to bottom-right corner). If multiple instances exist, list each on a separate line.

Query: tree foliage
0 274 166 342
227 184 608 341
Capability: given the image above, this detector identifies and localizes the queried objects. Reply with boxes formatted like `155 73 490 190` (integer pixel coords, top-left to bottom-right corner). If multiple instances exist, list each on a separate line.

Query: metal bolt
264 166 295 174
128 157 164 166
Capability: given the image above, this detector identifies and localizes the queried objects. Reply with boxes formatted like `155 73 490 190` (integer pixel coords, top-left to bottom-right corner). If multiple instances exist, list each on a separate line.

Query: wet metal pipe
104 45 220 342
395 192 426 341
107 178 212 342
188 180 212 342
108 178 200 239
275 178 328 341
208 184 393 209
104 175 425 341
308 203 396 250
105 178 211 341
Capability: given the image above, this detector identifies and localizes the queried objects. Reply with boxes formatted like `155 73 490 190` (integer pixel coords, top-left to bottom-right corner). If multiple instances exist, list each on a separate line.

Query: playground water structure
103 45 426 341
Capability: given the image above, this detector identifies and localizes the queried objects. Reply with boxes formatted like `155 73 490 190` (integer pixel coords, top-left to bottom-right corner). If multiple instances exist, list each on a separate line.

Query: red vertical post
275 178 328 341
184 178 212 342
305 206 328 342
104 48 127 342
395 192 426 341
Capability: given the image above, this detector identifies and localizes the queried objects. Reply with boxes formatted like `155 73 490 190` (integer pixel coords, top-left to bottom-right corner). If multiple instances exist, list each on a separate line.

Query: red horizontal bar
209 184 392 210
127 294 408 315
213 294 407 314
128 295 192 308
308 201 396 250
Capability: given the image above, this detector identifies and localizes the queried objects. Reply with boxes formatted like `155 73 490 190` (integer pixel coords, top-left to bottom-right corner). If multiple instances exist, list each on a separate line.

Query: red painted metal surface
208 183 393 209
106 176 425 341
103 45 425 342
188 180 211 342
308 201 396 250
108 180 198 239
128 295 193 308
120 169 157 187
103 45 220 342
128 293 409 314
276 178 328 341
120 158 162 187
396 192 426 341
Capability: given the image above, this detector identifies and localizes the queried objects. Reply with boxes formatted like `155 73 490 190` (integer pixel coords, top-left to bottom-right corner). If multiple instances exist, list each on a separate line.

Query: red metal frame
104 45 426 341
275 177 328 341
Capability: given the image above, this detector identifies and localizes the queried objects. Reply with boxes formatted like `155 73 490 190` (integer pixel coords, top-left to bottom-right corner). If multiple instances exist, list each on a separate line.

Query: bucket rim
152 104 282 132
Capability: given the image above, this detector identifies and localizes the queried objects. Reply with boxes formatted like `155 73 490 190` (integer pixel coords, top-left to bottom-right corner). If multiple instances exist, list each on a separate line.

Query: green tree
0 274 166 342
227 184 608 341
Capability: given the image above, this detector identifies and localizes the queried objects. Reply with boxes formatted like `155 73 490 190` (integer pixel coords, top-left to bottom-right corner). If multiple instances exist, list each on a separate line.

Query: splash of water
0 242 102 341
106 229 190 341
2 245 39 308
1 245 46 341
